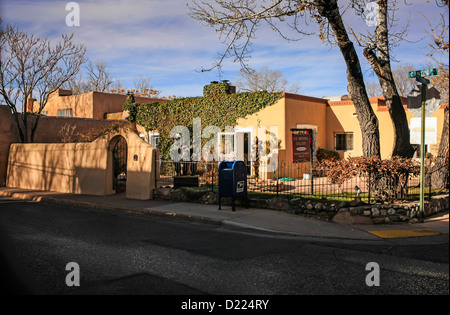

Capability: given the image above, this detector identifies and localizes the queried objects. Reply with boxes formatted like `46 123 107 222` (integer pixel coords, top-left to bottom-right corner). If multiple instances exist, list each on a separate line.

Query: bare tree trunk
22 102 29 143
432 103 449 188
12 112 25 143
30 114 41 144
316 0 381 157
365 48 415 158
363 0 415 158
383 86 415 158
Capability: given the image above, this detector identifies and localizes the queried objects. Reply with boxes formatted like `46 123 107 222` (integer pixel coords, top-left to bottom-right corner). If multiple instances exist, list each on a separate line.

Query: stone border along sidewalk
154 187 449 225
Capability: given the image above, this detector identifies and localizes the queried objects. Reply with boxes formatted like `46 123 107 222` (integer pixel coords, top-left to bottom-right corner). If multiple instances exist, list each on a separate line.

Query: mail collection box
218 160 248 211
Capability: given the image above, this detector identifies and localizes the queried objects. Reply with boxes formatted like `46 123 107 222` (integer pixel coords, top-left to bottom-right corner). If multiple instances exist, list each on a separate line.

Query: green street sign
416 76 430 85
408 68 438 78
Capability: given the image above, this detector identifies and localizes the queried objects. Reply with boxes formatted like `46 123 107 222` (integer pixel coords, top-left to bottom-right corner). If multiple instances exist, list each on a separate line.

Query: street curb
1 189 448 243
0 190 45 202
0 189 384 242
0 190 224 227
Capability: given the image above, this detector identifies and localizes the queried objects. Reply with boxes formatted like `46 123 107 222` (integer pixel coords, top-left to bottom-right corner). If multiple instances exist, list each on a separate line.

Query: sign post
291 128 314 194
408 68 438 218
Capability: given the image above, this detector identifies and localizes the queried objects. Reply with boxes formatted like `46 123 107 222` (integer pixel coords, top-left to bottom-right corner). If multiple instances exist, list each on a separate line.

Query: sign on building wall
292 133 311 163
410 117 438 145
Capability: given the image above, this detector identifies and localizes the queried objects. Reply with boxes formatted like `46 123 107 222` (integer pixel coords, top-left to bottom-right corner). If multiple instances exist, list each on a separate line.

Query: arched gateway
109 135 128 193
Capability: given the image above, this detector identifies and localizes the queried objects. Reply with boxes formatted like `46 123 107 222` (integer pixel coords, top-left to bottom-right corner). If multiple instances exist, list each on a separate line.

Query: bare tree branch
189 0 382 157
235 66 300 93
133 75 161 98
189 0 315 72
85 59 114 93
0 20 86 142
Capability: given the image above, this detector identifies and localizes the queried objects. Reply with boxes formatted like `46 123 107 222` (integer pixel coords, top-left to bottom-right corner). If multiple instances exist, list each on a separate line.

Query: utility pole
408 68 438 218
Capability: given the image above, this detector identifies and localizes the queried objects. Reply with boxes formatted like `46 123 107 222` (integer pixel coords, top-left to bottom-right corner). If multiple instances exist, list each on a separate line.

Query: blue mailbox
218 160 249 211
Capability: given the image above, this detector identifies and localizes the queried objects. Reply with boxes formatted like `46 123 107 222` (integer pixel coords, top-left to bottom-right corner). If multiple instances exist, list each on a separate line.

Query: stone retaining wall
153 187 449 225
333 194 449 224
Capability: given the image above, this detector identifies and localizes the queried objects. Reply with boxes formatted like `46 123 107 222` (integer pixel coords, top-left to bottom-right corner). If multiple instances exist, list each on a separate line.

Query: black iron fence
157 160 448 203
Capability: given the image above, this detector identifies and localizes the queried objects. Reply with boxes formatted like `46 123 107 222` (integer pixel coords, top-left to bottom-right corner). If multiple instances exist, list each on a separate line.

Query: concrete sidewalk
0 187 448 243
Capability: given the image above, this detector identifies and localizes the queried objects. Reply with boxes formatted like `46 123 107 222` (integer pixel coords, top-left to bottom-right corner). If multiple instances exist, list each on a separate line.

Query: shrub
317 156 420 202
57 123 77 143
316 148 340 162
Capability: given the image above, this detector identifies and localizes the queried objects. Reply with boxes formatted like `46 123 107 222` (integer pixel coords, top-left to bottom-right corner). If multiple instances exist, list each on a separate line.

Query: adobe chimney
58 89 73 96
27 93 36 113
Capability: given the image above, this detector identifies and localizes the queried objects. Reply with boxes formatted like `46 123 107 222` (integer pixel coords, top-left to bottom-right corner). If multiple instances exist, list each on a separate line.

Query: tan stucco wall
7 142 109 195
6 128 159 200
0 105 133 187
431 106 446 157
36 92 94 118
235 96 286 148
105 112 125 120
235 94 328 179
125 137 160 200
376 107 415 159
284 94 328 164
7 142 108 195
325 98 444 159
93 92 161 119
325 101 363 159
235 96 285 179
35 89 162 119
235 94 328 159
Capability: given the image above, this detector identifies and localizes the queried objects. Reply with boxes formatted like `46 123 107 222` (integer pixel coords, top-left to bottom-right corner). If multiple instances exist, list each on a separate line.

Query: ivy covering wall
203 81 232 97
124 87 283 160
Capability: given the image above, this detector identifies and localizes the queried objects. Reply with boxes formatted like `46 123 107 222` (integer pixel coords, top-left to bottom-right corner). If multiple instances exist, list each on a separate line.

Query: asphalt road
0 197 448 299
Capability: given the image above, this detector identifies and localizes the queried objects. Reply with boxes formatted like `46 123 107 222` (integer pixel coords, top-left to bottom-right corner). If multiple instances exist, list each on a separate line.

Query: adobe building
0 104 133 187
2 89 162 199
230 92 447 179
2 85 446 193
31 87 446 165
326 95 446 160
30 89 161 119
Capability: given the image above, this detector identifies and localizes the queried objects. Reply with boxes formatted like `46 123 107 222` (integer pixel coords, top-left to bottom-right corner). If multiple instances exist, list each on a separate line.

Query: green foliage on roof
122 93 138 123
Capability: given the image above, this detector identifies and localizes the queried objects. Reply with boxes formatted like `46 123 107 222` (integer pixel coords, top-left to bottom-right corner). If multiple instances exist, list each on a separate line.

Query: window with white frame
335 133 353 151
57 108 73 117
149 132 160 149
217 131 235 161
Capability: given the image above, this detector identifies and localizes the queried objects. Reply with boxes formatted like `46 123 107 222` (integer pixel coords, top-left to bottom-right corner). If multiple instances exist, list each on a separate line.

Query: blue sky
1 0 447 98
